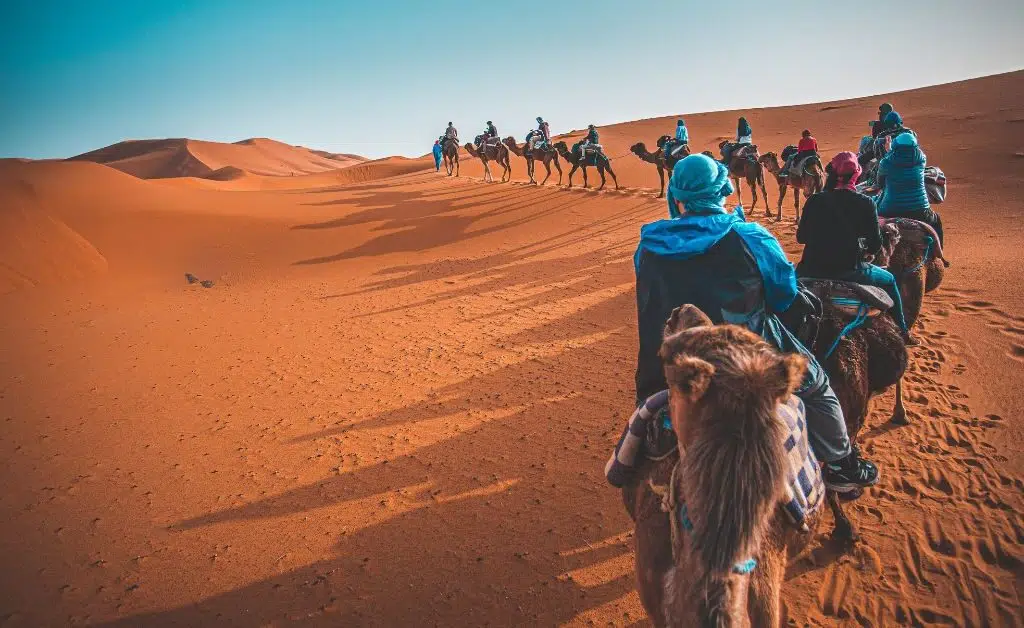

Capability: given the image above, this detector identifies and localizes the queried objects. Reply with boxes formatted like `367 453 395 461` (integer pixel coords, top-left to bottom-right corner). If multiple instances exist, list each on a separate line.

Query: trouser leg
798 382 851 463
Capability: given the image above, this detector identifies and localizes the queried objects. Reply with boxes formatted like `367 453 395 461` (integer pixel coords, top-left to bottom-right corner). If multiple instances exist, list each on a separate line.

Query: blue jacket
633 207 826 400
432 143 443 158
877 134 929 215
675 123 689 143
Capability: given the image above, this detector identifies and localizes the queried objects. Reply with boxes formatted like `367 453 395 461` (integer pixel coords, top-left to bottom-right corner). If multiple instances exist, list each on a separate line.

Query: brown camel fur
502 136 562 186
874 218 949 331
759 152 825 223
463 140 511 183
441 138 459 177
803 231 909 541
553 141 620 191
719 141 770 215
629 136 690 198
625 304 818 627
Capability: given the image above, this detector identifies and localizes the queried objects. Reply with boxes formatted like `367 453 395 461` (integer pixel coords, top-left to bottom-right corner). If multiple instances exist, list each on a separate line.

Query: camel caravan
440 107 949 624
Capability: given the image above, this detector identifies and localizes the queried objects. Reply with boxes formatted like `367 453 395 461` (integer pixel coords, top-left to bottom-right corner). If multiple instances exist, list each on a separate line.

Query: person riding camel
796 151 912 342
529 116 551 151
478 121 498 150
721 116 753 165
580 124 601 159
871 103 894 138
876 132 943 244
781 129 819 179
444 121 458 143
663 118 689 161
633 153 879 492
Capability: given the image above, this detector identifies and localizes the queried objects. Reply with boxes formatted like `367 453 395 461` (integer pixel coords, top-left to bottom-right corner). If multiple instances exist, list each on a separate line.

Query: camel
802 223 910 541
629 136 690 198
501 136 562 186
441 138 459 177
759 152 825 223
875 217 949 330
463 138 511 183
624 305 819 626
719 141 770 215
553 141 620 190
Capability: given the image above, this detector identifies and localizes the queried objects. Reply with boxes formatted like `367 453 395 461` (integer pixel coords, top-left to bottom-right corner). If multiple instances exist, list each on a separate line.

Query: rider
781 129 819 179
721 116 753 164
634 153 879 493
871 103 894 138
877 110 914 142
876 132 943 244
443 121 458 144
796 151 911 340
530 116 551 151
674 118 689 144
580 124 601 158
478 120 498 150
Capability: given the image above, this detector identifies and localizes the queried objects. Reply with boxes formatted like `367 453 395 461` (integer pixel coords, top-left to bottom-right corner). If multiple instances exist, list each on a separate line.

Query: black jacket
796 190 880 277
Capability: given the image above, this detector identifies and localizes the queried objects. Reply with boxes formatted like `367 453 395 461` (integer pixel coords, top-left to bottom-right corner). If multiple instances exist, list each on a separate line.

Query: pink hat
830 151 862 191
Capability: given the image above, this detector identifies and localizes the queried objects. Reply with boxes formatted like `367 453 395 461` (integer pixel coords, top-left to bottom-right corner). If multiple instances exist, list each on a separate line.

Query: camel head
758 152 781 172
501 136 519 152
718 140 730 151
656 135 672 149
658 305 805 623
700 150 715 159
629 142 647 156
874 221 902 267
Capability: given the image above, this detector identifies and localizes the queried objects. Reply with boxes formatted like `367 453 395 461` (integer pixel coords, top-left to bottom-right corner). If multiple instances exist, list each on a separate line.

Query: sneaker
825 452 879 493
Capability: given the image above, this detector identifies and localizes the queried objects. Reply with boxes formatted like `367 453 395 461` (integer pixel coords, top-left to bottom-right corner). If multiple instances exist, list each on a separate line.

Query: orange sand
0 72 1021 626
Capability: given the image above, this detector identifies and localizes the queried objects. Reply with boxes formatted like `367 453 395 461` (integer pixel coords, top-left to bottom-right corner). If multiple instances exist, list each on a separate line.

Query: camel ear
666 355 715 401
664 305 713 338
772 354 807 401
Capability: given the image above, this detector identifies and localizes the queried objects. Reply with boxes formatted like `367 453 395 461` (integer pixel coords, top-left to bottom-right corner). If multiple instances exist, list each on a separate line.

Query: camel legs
597 166 607 190
657 165 665 198
758 176 770 217
775 183 788 221
553 157 563 186
748 176 760 211
732 176 743 207
900 269 927 331
581 165 589 188
606 164 621 190
482 160 493 183
567 164 578 188
891 377 908 425
793 188 802 222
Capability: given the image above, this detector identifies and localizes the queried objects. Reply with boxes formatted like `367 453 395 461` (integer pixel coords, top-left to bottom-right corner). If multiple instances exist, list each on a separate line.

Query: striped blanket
605 391 825 526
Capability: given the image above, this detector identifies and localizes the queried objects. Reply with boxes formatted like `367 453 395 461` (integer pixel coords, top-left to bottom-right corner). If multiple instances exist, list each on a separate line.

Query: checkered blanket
605 391 824 525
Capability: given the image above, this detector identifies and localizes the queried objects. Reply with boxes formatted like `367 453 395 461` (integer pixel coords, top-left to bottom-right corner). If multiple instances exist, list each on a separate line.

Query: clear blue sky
1 0 1022 160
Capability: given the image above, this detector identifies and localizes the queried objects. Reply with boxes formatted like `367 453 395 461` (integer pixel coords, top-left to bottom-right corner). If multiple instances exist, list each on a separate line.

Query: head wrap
829 151 862 191
883 111 903 127
666 154 735 218
893 132 917 148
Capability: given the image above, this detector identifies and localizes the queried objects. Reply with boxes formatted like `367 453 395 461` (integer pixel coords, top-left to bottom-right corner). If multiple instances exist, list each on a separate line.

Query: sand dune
1 72 1022 626
69 137 366 180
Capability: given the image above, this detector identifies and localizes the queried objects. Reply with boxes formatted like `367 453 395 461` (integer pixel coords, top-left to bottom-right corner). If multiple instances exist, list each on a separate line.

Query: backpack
924 166 947 204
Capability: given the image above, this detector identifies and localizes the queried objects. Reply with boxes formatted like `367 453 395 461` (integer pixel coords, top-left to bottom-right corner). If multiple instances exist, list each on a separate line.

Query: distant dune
68 137 367 180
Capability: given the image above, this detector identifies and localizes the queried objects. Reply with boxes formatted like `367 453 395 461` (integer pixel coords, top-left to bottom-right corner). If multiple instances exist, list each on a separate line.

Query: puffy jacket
877 133 930 215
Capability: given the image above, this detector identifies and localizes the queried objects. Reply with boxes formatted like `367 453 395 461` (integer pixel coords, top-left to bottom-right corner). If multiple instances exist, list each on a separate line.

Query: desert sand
1 71 1022 626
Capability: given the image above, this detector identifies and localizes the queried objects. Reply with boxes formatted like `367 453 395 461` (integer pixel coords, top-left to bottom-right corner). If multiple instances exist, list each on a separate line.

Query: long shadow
102 292 642 626
291 185 575 265
321 197 659 302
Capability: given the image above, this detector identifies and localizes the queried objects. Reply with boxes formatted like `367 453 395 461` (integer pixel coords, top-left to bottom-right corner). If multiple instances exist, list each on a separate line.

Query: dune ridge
68 137 367 180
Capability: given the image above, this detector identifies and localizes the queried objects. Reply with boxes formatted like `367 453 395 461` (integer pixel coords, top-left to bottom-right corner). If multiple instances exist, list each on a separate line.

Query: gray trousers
798 381 852 463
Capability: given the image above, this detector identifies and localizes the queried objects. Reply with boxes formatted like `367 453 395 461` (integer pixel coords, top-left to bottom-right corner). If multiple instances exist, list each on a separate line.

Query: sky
1 0 1022 160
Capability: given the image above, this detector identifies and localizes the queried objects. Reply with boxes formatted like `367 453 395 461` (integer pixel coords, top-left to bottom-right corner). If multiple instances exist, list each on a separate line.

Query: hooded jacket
634 155 825 401
877 133 930 215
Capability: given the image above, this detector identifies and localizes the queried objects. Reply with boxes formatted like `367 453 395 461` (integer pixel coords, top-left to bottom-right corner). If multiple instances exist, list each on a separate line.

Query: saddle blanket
605 391 824 525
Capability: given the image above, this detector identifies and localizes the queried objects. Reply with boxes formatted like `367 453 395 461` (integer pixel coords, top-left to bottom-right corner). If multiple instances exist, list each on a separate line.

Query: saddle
579 143 604 160
794 154 822 176
924 166 947 204
802 279 893 318
665 141 689 160
734 143 759 161
606 391 824 526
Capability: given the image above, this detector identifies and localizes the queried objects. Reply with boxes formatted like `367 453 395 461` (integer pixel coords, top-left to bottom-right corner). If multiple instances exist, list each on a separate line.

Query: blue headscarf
666 154 735 218
883 110 903 128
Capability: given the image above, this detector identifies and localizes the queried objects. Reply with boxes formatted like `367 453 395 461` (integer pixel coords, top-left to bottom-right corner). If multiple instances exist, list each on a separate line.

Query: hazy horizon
2 0 1022 160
